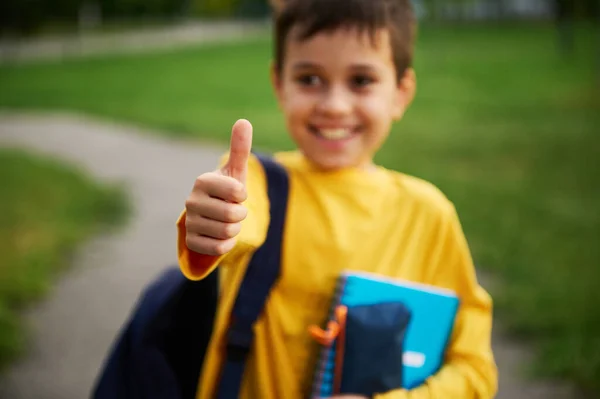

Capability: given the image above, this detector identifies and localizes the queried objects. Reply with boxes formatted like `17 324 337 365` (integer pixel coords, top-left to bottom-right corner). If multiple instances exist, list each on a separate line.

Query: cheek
359 96 393 126
281 90 314 121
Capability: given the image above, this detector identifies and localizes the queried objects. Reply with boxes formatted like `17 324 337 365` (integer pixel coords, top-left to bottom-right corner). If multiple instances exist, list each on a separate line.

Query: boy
177 0 498 398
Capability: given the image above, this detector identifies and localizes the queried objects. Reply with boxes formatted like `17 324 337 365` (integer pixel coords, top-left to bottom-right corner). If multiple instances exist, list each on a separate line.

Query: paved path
0 112 580 398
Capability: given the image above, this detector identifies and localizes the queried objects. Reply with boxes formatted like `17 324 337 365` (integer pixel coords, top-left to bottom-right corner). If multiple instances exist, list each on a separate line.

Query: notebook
310 271 460 397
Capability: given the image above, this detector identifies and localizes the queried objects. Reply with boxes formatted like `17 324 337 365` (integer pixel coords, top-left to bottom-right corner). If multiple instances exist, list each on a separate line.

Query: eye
351 74 375 88
296 74 322 87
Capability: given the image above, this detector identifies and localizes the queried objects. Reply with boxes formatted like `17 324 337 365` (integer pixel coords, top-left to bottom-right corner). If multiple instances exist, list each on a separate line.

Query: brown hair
272 0 417 80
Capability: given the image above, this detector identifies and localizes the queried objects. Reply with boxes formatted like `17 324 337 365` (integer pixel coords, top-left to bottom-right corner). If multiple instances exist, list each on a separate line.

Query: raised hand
184 119 253 256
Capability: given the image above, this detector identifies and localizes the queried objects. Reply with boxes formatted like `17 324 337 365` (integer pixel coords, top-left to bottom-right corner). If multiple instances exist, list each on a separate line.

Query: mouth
308 124 359 140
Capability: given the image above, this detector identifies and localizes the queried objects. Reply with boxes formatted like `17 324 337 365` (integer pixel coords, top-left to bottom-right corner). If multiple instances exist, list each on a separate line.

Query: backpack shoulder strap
216 152 290 399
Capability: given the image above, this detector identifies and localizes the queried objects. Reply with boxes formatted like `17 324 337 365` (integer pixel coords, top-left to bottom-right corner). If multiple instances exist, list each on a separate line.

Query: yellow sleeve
376 205 498 399
177 153 270 281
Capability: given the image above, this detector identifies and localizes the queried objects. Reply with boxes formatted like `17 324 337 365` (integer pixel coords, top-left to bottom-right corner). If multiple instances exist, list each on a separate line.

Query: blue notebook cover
310 271 460 397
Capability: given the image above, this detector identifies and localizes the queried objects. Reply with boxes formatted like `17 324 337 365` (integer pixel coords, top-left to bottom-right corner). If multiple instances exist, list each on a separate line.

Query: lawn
0 148 128 370
0 22 598 392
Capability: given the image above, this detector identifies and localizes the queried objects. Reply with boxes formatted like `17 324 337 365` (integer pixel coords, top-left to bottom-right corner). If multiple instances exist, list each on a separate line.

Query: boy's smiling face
272 27 415 171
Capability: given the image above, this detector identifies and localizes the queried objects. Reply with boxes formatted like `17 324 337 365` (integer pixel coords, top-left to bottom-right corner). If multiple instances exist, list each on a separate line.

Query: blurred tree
78 2 102 30
0 0 87 36
554 0 575 55
235 0 270 17
190 0 270 18
420 0 442 21
100 0 187 18
0 0 191 36
0 0 45 36
420 0 486 22
594 0 600 85
489 0 507 20
191 0 240 17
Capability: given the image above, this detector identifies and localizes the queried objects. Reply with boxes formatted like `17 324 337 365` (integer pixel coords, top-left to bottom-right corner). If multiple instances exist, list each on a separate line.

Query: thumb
223 119 253 185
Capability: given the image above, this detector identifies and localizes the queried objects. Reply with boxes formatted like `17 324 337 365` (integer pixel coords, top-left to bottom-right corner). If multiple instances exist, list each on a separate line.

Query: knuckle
185 235 198 252
185 195 202 213
222 223 240 239
193 173 215 192
240 187 248 202
185 211 201 229
217 179 237 202
193 174 207 190
227 185 241 202
213 244 227 256
206 245 221 257
215 239 235 256
185 210 196 224
184 196 195 210
186 235 220 256
184 216 193 232
237 205 248 221
223 204 238 223
234 186 248 203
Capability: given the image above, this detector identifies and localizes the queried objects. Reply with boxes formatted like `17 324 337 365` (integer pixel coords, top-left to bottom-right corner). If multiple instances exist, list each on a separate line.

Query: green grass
0 21 598 392
0 148 129 370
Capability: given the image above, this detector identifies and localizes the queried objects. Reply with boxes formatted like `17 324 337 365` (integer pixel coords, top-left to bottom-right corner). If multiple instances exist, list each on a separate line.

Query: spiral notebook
310 271 460 397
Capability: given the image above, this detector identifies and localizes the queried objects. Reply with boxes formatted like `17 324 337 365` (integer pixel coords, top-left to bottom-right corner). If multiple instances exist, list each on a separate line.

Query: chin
307 153 363 171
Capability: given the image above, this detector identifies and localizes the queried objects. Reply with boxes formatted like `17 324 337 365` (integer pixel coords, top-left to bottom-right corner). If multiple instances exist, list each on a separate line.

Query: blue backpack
92 154 289 399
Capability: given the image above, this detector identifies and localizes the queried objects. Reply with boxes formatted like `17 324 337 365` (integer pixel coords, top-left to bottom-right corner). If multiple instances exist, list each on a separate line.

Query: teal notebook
310 271 459 397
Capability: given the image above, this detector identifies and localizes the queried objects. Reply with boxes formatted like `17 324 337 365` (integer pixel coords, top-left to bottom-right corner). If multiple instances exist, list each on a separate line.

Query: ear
270 60 284 107
392 67 417 120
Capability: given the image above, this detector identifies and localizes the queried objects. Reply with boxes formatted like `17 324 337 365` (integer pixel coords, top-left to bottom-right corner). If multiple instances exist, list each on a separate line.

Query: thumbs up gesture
185 119 253 256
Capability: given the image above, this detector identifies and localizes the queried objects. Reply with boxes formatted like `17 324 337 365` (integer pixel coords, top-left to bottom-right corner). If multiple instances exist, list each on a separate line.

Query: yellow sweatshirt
177 151 497 399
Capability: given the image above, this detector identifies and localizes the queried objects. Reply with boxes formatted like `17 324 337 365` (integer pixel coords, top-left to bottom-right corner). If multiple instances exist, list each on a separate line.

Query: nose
316 85 352 117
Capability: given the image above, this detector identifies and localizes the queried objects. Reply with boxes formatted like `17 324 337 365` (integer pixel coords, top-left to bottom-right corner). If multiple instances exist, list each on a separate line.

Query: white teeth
319 128 351 140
